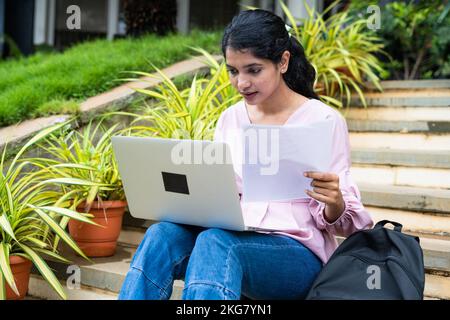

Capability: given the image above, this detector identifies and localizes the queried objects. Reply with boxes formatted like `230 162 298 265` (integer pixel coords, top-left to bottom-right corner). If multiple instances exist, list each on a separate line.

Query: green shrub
114 48 240 140
281 1 384 108
347 0 450 80
0 30 222 127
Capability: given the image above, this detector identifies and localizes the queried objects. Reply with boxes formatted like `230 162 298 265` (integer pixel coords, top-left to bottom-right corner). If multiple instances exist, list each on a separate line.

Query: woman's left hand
304 171 345 223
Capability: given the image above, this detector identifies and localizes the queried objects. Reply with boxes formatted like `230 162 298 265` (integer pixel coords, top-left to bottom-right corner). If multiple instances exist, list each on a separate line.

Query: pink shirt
213 98 373 264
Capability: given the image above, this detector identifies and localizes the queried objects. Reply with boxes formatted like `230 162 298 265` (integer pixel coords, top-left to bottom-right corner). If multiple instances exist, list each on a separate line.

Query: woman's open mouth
242 92 258 99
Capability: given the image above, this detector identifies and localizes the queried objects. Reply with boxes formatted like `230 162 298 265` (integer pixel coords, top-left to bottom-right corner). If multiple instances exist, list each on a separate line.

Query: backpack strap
375 220 403 232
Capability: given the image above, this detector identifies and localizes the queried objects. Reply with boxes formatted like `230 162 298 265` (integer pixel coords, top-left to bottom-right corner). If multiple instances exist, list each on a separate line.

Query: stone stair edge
349 94 450 107
350 147 450 168
358 183 450 214
347 119 450 134
358 182 450 197
365 79 450 90
424 274 450 300
28 273 118 300
365 206 450 239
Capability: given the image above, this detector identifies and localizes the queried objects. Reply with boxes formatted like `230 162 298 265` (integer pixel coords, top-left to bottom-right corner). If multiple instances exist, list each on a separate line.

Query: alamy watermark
66 265 81 290
366 265 381 290
170 127 280 176
66 5 81 30
367 5 381 30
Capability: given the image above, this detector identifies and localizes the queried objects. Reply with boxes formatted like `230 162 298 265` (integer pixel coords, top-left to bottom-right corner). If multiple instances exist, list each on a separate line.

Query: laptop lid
111 136 246 231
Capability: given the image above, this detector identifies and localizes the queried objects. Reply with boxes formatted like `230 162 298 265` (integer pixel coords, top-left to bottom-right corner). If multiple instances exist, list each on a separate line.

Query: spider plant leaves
19 244 67 300
29 205 89 260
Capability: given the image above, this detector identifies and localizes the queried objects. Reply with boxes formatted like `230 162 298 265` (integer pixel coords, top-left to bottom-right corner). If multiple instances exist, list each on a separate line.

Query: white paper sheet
241 119 334 202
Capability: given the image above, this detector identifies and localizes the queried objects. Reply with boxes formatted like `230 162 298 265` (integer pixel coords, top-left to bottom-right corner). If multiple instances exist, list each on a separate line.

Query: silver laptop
111 136 278 232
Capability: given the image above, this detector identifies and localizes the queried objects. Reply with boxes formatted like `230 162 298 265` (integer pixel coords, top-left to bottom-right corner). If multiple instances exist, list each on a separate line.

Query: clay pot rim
76 200 128 210
9 255 32 265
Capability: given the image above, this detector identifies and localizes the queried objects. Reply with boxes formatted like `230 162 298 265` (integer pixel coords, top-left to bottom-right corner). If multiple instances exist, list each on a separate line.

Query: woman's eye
227 69 260 76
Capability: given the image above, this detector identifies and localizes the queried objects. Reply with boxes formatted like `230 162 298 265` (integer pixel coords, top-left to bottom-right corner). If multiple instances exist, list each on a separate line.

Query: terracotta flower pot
69 200 127 257
6 256 33 300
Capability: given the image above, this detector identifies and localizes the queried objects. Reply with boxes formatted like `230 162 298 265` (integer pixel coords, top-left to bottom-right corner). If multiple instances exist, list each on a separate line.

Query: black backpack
306 220 425 300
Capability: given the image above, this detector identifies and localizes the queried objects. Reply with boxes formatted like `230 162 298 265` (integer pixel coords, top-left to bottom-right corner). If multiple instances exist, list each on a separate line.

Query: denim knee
195 228 236 249
121 222 197 299
118 267 171 300
183 228 243 300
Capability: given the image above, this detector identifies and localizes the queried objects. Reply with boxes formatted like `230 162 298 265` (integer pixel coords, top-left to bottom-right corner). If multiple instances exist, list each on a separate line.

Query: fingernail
303 172 308 177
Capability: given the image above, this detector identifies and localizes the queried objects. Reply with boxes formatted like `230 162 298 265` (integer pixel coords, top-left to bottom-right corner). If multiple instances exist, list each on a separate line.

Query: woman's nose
237 76 251 91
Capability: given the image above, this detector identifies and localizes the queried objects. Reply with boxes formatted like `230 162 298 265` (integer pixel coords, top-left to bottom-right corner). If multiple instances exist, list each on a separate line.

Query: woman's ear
280 50 291 73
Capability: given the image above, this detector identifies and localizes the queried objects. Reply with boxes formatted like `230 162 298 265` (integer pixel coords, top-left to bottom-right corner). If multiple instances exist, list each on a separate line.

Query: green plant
0 29 222 127
0 122 96 300
33 119 125 213
279 0 385 108
32 99 80 118
347 0 450 80
116 50 241 140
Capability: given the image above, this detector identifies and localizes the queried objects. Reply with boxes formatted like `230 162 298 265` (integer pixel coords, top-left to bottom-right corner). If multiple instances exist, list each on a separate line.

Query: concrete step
424 273 450 300
366 206 450 238
365 79 450 91
27 274 117 300
347 119 450 133
351 164 450 189
118 226 146 247
351 148 450 169
350 88 450 107
419 238 450 276
30 244 134 294
359 183 450 214
345 107 450 122
349 132 450 151
28 242 183 300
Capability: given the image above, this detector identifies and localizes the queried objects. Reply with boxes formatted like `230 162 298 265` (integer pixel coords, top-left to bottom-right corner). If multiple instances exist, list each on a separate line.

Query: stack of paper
241 119 334 202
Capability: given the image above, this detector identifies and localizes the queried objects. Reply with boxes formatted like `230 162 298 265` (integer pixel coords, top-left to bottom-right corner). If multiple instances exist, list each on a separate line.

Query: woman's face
225 48 287 104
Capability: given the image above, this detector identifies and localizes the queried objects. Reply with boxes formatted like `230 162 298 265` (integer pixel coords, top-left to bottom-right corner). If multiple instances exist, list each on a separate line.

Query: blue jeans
118 222 322 300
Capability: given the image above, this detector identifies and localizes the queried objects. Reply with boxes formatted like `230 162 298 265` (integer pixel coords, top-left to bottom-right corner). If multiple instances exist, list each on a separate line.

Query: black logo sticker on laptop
161 172 190 195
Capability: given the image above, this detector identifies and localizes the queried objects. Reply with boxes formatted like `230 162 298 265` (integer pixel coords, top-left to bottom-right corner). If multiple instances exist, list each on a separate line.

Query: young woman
118 9 373 300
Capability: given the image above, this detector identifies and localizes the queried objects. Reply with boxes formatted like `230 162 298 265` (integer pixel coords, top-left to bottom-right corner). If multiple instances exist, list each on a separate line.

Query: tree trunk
409 44 428 80
403 56 410 80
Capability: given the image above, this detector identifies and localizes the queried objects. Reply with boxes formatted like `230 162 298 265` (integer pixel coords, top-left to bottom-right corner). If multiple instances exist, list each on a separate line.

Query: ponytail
283 37 319 99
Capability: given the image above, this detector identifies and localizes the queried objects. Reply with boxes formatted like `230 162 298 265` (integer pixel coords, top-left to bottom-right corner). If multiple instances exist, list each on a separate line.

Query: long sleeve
308 114 373 237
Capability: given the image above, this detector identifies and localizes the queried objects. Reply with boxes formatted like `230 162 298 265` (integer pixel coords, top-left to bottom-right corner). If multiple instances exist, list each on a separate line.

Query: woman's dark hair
222 9 319 99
